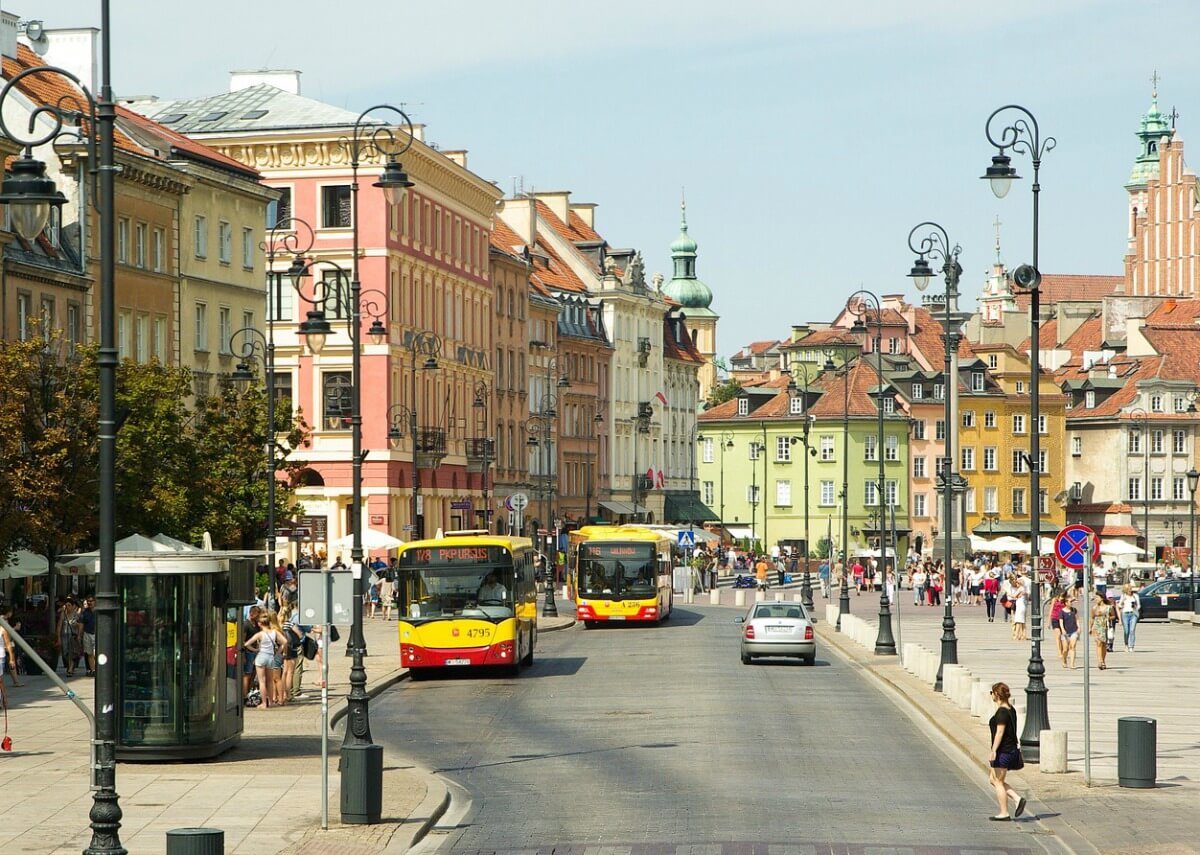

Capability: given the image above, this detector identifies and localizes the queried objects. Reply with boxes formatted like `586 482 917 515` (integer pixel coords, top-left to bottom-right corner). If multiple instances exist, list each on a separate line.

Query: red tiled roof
567 210 602 243
702 362 885 422
1075 502 1132 514
781 328 857 349
1095 525 1141 538
741 340 779 356
116 105 259 179
490 218 526 256
663 316 704 364
1145 297 1200 328
1013 274 1123 309
528 238 586 294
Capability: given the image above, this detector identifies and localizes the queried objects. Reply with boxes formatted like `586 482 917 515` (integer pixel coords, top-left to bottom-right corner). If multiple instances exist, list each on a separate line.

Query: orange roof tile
663 316 704 364
116 104 259 178
528 237 586 294
567 210 602 242
1013 274 1123 309
490 218 526 256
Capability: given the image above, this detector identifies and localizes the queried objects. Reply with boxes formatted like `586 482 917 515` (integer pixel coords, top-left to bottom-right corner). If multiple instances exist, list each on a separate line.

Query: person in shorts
986 681 1027 821
79 596 97 676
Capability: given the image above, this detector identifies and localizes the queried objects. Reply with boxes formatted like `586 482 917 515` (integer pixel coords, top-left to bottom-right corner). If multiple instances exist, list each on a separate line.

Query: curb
539 618 576 633
384 767 451 853
815 621 1097 855
329 668 408 731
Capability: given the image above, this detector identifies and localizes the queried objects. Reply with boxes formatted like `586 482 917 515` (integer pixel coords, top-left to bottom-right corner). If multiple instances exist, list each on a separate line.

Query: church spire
663 195 712 313
1128 71 1172 188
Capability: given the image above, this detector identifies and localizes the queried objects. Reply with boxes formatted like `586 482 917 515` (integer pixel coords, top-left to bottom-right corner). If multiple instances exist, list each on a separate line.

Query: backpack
285 624 304 654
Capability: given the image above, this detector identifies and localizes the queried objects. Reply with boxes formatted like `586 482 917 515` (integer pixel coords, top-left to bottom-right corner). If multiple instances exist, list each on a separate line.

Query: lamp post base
933 606 958 691
837 587 850 631
874 591 897 655
801 565 814 614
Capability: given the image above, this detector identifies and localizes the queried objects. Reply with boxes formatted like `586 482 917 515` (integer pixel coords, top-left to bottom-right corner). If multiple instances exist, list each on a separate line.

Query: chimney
497 197 537 247
0 11 18 59
441 150 467 168
39 28 99 93
569 202 596 229
533 190 571 224
790 324 810 343
1125 311 1154 358
229 69 301 95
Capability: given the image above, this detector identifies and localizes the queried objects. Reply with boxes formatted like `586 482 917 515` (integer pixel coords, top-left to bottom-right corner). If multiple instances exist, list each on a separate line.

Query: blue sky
37 0 1200 356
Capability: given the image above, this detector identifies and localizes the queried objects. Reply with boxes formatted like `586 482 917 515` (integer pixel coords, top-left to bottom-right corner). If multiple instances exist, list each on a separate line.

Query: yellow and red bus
395 532 536 675
570 525 673 627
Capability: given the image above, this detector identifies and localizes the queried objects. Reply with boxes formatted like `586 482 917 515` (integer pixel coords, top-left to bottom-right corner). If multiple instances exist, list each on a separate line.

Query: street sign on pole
677 530 696 549
509 492 528 513
1054 524 1100 569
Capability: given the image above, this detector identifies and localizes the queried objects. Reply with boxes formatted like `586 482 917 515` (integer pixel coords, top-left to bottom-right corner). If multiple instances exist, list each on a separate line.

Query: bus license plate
445 658 471 665
608 615 626 621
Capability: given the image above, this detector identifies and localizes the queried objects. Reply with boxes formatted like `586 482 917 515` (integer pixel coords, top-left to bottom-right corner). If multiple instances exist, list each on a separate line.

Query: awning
1099 538 1143 557
725 526 757 540
599 500 645 516
663 493 718 525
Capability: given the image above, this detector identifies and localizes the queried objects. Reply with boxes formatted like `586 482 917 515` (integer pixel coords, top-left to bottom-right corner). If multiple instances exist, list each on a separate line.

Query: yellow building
961 344 1066 544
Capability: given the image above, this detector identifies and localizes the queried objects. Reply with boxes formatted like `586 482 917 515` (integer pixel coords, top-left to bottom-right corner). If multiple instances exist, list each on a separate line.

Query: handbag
1010 748 1025 770
302 635 318 660
329 625 341 642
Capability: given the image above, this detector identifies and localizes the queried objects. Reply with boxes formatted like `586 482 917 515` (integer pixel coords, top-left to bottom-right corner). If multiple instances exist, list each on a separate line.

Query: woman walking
380 570 396 621
1059 597 1080 668
983 571 1000 622
1048 593 1067 662
1011 575 1027 642
56 599 82 677
1118 584 1140 652
280 607 304 703
986 682 1027 821
1091 594 1109 670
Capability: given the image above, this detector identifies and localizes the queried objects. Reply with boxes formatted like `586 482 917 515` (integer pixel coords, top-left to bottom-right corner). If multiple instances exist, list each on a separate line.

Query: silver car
737 601 816 665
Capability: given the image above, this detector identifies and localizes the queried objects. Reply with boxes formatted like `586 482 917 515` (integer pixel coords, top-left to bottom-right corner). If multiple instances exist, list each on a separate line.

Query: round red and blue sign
1053 524 1101 569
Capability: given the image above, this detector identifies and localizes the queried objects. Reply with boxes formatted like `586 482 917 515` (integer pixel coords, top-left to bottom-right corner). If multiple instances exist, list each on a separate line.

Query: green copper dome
663 201 714 313
1128 80 1173 188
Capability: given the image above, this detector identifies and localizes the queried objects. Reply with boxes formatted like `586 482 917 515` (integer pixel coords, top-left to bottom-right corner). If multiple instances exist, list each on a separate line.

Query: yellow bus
570 525 674 627
395 532 536 675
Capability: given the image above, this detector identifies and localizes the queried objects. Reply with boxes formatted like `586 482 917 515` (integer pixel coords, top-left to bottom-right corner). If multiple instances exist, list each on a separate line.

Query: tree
815 536 833 559
705 378 743 410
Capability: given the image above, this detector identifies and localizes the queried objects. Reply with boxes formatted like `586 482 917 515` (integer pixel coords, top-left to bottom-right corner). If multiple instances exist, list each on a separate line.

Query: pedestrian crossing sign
677 530 696 549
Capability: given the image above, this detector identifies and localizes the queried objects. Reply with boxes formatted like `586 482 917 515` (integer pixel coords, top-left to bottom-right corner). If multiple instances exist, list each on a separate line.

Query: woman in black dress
986 682 1027 821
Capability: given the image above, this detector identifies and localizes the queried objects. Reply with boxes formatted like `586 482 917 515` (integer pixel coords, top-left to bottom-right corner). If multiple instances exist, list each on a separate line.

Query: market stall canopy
976 535 1029 553
0 550 50 580
58 533 247 575
1099 538 1143 557
328 528 403 551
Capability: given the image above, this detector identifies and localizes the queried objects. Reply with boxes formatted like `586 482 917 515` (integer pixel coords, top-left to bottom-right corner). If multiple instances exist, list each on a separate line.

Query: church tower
661 197 719 401
1125 73 1173 253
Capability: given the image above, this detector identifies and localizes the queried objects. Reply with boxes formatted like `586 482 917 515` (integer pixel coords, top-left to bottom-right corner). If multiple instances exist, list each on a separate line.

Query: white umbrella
980 535 1029 553
1099 538 1143 557
328 528 403 551
0 550 49 580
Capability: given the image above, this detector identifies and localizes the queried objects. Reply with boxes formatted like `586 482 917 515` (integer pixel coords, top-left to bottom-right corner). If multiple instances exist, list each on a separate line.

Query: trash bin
1117 716 1156 788
165 828 224 855
341 742 384 823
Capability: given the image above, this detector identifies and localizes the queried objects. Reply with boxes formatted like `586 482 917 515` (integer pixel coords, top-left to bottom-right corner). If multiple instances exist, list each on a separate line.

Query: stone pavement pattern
1 613 560 854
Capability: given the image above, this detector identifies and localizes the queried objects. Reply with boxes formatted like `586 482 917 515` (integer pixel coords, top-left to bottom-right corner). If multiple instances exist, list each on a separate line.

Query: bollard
754 589 765 602
166 828 224 855
902 643 917 672
792 592 804 603
956 676 978 710
942 664 964 699
1118 716 1157 788
341 743 383 824
922 649 938 685
1040 730 1069 773
971 680 991 717
826 603 839 625
709 588 721 605
774 591 784 602
734 589 746 607
685 587 695 604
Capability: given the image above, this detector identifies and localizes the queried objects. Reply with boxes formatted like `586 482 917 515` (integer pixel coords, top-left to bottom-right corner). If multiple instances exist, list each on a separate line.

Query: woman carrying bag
986 681 1027 821
1118 584 1140 652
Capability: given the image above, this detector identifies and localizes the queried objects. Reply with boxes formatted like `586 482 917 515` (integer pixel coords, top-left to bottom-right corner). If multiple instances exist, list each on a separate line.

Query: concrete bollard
735 590 746 607
709 588 721 605
685 587 695 604
774 591 784 602
754 589 765 602
942 664 965 698
792 592 804 603
826 604 839 625
922 650 938 685
956 676 978 710
971 680 992 717
903 643 919 673
1040 730 1069 773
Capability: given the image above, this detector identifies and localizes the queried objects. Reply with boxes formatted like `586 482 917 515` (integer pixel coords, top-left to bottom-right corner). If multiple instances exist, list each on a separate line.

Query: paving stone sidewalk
2 612 573 854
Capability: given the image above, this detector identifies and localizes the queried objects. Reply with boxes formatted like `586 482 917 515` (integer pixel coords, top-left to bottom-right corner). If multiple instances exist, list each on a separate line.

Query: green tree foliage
704 378 743 410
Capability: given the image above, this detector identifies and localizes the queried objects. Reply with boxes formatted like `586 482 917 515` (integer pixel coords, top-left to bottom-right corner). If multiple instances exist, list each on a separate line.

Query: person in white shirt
477 573 508 603
1118 584 1141 652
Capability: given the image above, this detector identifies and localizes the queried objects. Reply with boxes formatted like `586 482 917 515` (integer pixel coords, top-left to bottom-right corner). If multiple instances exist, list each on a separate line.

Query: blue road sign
677 530 696 549
1054 524 1100 569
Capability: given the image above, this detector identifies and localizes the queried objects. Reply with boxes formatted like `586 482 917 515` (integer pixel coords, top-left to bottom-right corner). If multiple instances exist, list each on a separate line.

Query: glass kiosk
116 553 256 761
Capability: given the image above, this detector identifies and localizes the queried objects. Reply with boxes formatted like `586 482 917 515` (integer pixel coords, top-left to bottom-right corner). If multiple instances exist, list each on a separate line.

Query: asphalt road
376 605 1052 854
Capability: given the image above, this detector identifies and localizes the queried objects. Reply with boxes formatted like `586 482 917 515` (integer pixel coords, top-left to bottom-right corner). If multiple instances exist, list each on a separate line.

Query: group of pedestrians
1045 584 1141 670
241 599 321 710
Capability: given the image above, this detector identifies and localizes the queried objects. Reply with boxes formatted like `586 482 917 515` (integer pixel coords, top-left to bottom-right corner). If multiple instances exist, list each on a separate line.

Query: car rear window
753 605 806 619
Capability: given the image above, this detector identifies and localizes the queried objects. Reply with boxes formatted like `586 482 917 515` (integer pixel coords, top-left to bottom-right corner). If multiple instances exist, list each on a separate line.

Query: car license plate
445 658 471 666
766 625 791 634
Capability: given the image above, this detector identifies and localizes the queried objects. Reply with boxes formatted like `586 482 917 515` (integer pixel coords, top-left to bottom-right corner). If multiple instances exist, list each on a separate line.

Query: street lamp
526 406 559 616
823 348 853 631
471 381 494 532
907 221 964 683
1188 468 1199 614
787 370 818 615
397 331 443 541
0 17 124 852
698 431 735 543
984 103 1056 762
1129 408 1151 560
586 408 606 523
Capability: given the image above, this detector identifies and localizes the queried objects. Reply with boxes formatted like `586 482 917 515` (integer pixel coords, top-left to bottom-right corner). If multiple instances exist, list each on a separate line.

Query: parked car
1136 578 1198 619
737 601 816 665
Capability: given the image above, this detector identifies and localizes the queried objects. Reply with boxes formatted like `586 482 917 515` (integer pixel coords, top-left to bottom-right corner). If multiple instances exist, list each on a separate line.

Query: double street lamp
786 368 818 614
822 348 852 631
697 431 735 543
585 408 606 523
472 381 495 532
848 290 896 656
984 103 1056 762
907 220 963 685
387 330 444 542
1189 469 1200 614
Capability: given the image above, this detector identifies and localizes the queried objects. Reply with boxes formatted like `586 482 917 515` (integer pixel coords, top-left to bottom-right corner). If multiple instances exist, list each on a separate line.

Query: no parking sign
1054 524 1100 569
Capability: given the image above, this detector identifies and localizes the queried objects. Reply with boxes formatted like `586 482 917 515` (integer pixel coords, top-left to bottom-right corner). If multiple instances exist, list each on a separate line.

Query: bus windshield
578 542 658 600
399 546 515 623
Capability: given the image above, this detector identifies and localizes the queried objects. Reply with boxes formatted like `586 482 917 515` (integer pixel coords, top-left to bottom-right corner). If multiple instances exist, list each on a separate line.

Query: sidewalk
1 612 573 855
815 589 1200 854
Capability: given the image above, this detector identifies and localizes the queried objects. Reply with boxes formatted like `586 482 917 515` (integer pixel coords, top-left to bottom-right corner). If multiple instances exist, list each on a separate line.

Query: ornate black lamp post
984 103 1056 762
472 381 495 531
822 349 853 630
585 409 606 522
1189 469 1199 613
907 221 964 685
848 290 897 655
786 368 817 614
392 330 443 541
526 401 561 616
0 9 125 852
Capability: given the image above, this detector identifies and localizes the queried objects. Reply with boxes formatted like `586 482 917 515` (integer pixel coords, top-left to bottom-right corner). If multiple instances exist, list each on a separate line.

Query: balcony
467 437 496 473
637 401 654 420
415 428 447 469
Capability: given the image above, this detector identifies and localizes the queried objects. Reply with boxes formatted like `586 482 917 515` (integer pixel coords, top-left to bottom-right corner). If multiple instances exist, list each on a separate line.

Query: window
1151 476 1164 501
913 456 926 478
1012 449 1028 473
749 442 761 461
218 221 232 264
1016 380 1026 394
965 488 976 513
321 185 353 228
1174 429 1186 454
911 419 926 440
66 302 81 348
1174 395 1188 413
1150 394 1164 413
820 480 835 506
1039 490 1048 514
1174 476 1187 501
987 354 998 369
912 382 923 400
864 480 878 506
961 447 975 470
266 187 292 227
322 371 352 430
153 228 165 272
983 446 997 471
194 215 207 258
1012 488 1026 515
886 480 898 507
933 384 945 400
1128 477 1142 501
934 456 945 475
153 316 167 363
1012 413 1026 434
887 337 899 354
117 218 129 263
882 396 895 414
864 434 878 461
747 485 760 505
134 223 146 268
935 420 946 441
1128 430 1142 454
1151 430 1164 453
776 435 792 462
118 311 130 360
1038 414 1048 434
984 410 996 428
775 480 791 507
1072 436 1082 456
702 481 714 506
984 486 998 514
268 279 293 322
885 434 898 461
702 437 714 463
737 397 748 416
218 307 232 354
971 372 985 392
193 302 208 351
820 436 835 461
243 310 254 331
962 410 975 427
242 227 255 269
789 395 804 415
1085 390 1096 409
1038 449 1048 474
914 493 927 517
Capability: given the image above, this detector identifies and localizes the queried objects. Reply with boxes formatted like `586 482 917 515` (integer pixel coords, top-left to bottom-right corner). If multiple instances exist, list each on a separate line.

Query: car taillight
804 626 814 640
744 625 755 639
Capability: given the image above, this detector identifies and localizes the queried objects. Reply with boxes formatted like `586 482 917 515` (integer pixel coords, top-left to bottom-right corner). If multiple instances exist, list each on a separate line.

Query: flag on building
654 391 668 406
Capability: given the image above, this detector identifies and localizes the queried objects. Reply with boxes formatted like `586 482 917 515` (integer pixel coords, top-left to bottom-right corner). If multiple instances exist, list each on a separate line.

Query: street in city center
379 605 1046 854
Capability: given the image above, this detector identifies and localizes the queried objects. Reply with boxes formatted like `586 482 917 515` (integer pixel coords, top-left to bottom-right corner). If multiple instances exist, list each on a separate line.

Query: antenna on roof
993 214 1003 264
